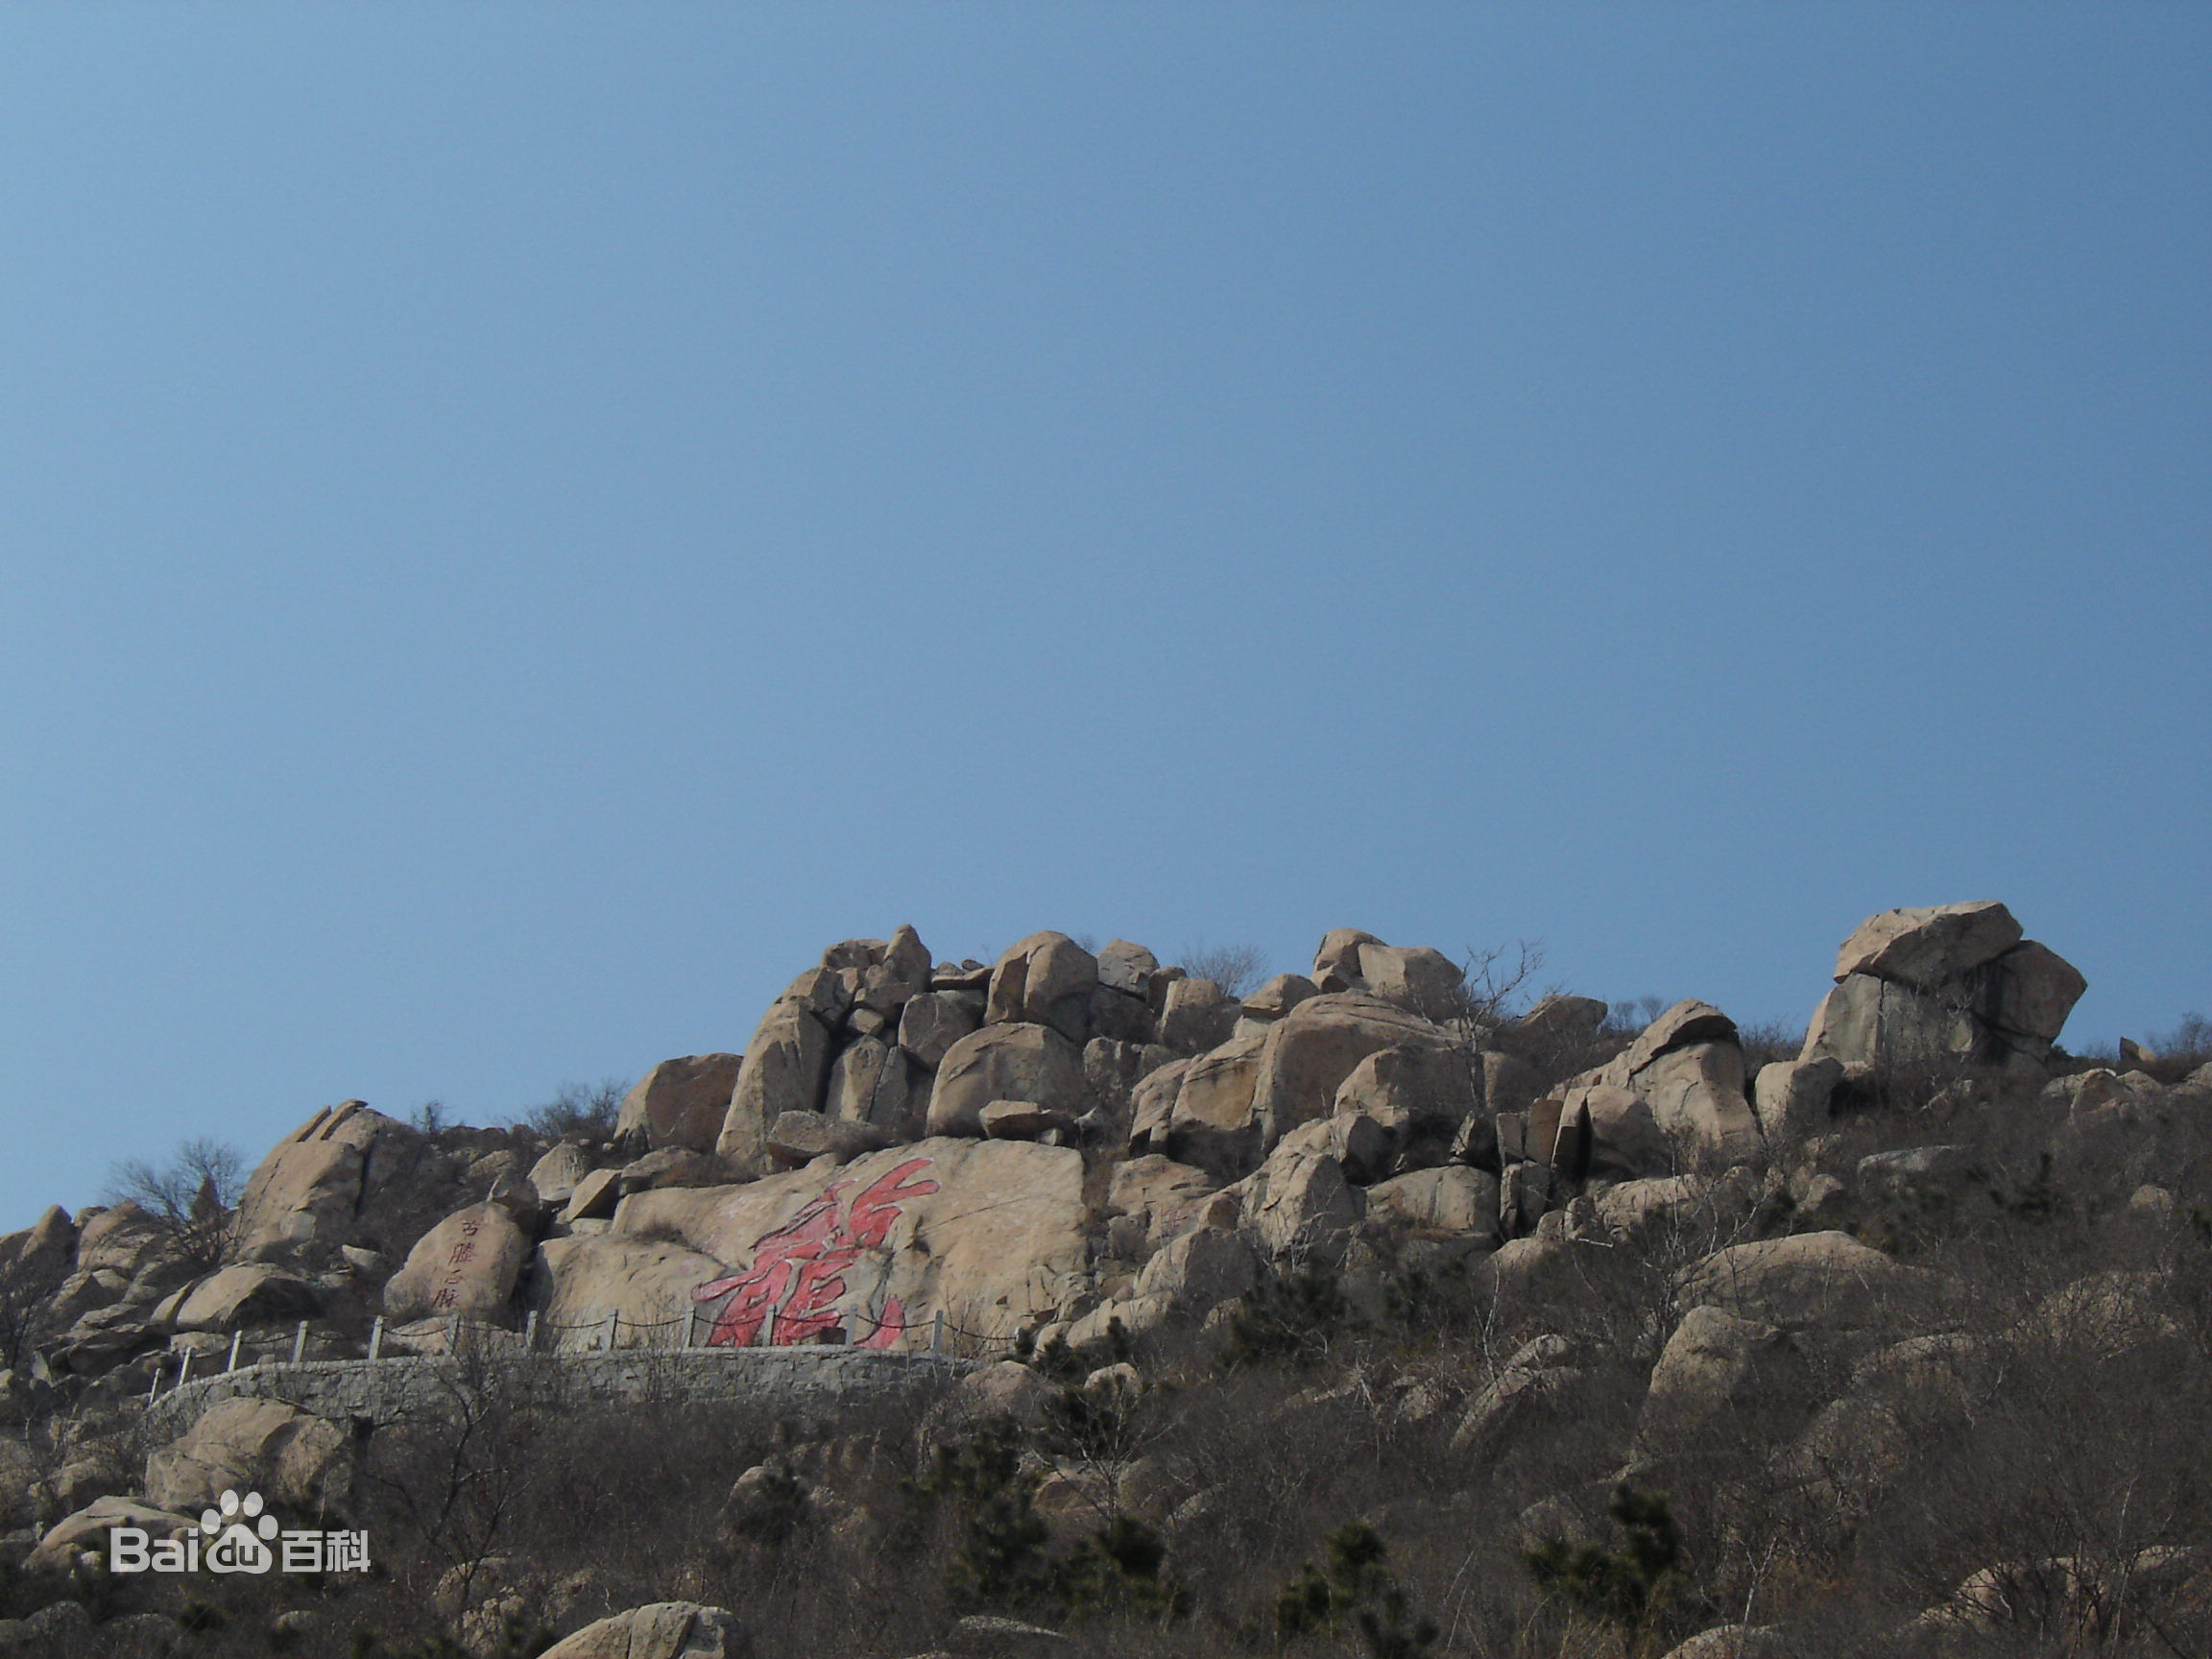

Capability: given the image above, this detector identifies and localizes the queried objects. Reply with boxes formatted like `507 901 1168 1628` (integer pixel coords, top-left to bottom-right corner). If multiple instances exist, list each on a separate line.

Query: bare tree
513 1078 630 1142
104 1136 246 1271
1178 943 1270 999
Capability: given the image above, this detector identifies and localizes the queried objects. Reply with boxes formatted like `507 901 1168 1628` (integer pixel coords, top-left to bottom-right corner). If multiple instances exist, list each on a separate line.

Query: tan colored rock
1333 1043 1477 1166
1800 972 1978 1070
1590 1174 1709 1238
174 1263 321 1332
1126 1057 1194 1154
1987 940 2087 1041
1158 977 1237 1053
561 1168 623 1224
1166 1029 1270 1178
1229 1130 1364 1267
1096 939 1160 998
1133 1227 1262 1312
614 1147 730 1195
765 1112 890 1167
1107 1156 1219 1249
1355 943 1464 1014
637 1138 1089 1349
1751 1057 1841 1142
718 1001 833 1174
866 1047 933 1140
144 1396 350 1517
898 991 982 1068
1634 1042 1761 1162
1310 928 1382 993
384 1204 528 1324
527 1143 593 1208
1676 1232 1936 1330
613 1055 745 1155
1365 1167 1498 1236
233 1102 427 1259
2 1206 76 1281
985 932 1098 1040
927 1023 1084 1138
1835 901 2023 990
1242 973 1319 1022
31 1497 198 1572
854 924 931 1018
1637 1305 1800 1454
1513 994 1609 1048
1480 1049 1545 1116
76 1201 170 1275
533 1234 732 1349
825 1035 894 1123
979 1100 1072 1141
1248 993 1458 1152
537 1601 749 1659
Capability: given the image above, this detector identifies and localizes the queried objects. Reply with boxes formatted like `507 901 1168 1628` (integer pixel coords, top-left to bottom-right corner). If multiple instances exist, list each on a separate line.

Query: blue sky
3 6 2206 1229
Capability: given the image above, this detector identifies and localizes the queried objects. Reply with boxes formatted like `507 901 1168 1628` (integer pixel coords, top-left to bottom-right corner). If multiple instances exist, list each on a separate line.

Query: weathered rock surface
898 991 982 1068
1248 993 1460 1154
718 1000 833 1174
1366 1166 1499 1236
144 1395 350 1516
986 932 1098 1041
383 1203 528 1324
233 1102 427 1259
928 1023 1085 1138
538 1601 750 1659
174 1262 322 1332
765 1111 891 1167
614 1055 745 1154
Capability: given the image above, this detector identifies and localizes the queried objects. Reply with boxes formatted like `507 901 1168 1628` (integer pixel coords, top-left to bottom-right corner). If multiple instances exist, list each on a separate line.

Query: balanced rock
986 932 1098 1041
928 1023 1085 1138
144 1395 351 1517
173 1262 321 1332
718 997 834 1174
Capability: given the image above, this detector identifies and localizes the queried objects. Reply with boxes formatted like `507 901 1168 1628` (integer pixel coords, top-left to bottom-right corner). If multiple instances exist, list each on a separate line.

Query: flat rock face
608 1137 1087 1349
986 931 1098 1040
1166 1030 1271 1178
1675 1232 1936 1331
614 1054 744 1154
534 1235 732 1348
232 1102 426 1259
383 1203 528 1325
1366 1166 1498 1236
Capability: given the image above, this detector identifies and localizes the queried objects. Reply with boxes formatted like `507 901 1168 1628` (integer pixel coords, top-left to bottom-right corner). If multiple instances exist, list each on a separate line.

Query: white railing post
602 1312 618 1352
225 1332 243 1373
447 1315 460 1355
146 1360 163 1402
291 1321 308 1364
177 1350 194 1388
931 1310 945 1355
368 1316 384 1362
684 1307 698 1349
523 1310 539 1350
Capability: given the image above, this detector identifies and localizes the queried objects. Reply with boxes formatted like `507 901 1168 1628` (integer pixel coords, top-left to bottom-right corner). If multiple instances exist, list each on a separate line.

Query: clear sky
3 6 2206 1230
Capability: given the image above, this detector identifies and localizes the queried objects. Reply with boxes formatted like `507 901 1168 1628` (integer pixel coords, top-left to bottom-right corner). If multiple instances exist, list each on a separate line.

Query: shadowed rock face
613 1055 744 1155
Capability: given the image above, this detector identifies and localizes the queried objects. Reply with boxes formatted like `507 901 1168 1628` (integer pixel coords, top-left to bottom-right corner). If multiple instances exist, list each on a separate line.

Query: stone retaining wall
139 1347 980 1443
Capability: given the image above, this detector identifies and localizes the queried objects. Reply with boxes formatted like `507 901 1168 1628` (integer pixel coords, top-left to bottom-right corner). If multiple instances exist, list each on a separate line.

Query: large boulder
1355 943 1464 1015
1107 1156 1220 1252
1165 1030 1271 1178
1310 928 1383 993
383 1203 529 1325
985 932 1098 1041
1636 1305 1806 1456
898 991 982 1068
1247 993 1460 1154
927 1023 1085 1138
718 999 834 1175
1834 901 2022 989
1332 1043 1478 1169
1802 903 2085 1073
1127 1058 1195 1154
620 1138 1089 1349
1675 1232 1940 1332
173 1263 321 1333
232 1102 428 1260
538 1602 750 1659
1227 1124 1365 1268
1365 1166 1499 1237
1551 1001 1760 1174
1158 978 1238 1053
614 1055 745 1155
144 1395 351 1518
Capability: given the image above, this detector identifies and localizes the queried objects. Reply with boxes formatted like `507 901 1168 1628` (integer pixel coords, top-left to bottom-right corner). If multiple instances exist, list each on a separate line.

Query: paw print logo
201 1489 276 1575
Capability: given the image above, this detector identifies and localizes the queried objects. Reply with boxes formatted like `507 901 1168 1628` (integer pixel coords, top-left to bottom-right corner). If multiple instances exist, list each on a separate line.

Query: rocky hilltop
1 902 2207 1659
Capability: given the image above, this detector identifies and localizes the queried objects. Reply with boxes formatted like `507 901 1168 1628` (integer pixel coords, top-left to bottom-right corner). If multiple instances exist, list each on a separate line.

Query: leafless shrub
102 1136 245 1271
1176 942 1270 999
513 1077 631 1142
